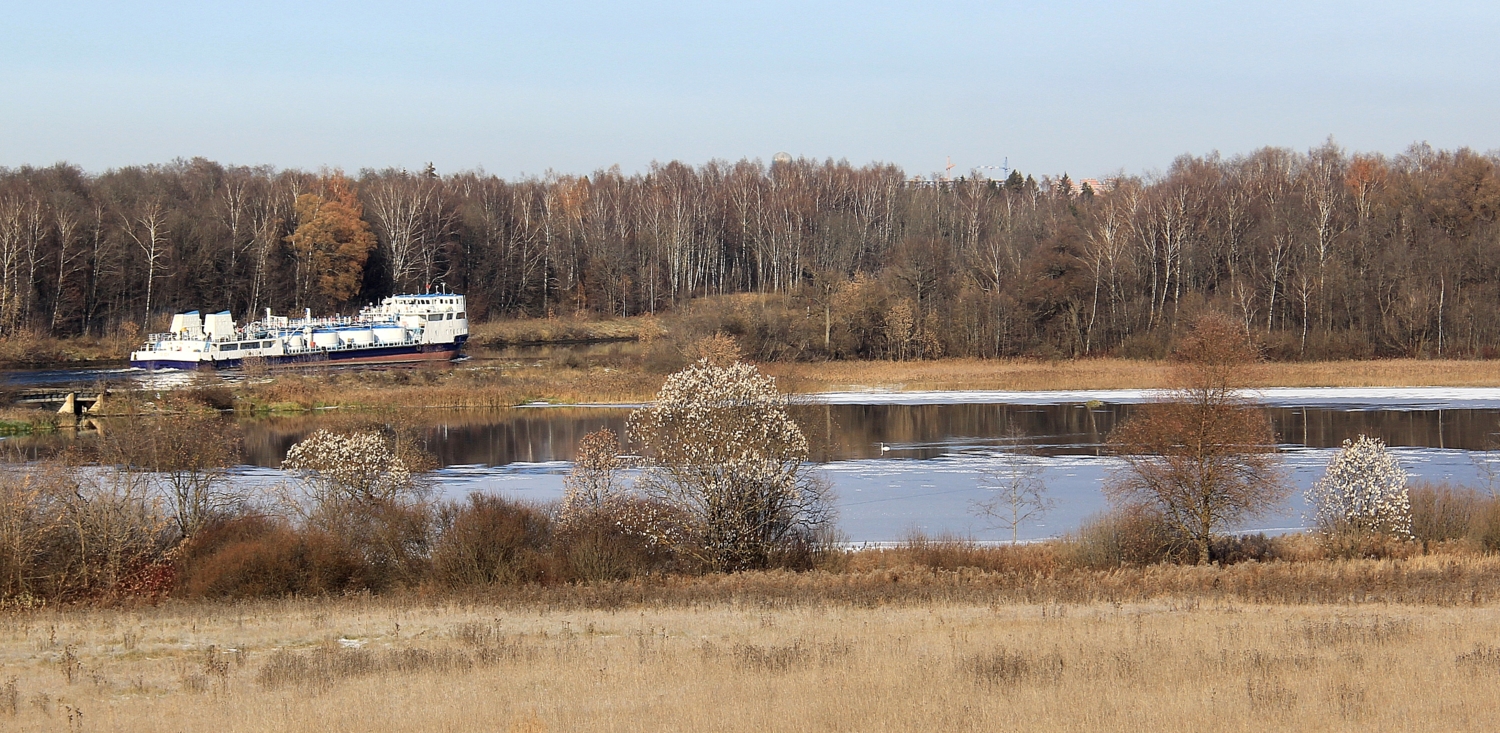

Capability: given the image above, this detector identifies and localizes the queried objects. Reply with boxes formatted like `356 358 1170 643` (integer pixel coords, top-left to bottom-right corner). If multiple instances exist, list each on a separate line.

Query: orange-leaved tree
1105 313 1289 564
286 173 376 310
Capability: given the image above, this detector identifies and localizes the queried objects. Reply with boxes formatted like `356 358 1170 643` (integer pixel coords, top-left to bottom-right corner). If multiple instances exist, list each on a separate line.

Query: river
6 363 1500 542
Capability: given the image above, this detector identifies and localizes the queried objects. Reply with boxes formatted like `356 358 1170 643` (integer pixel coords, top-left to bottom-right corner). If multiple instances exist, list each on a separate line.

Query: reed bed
221 357 1500 413
234 363 665 411
467 315 665 348
3 570 1499 732
764 357 1500 394
0 330 135 369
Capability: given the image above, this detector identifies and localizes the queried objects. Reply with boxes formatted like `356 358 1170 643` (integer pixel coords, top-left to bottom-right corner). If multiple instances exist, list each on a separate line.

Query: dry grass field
764 357 1500 394
216 357 1500 414
0 331 137 370
5 560 1500 732
467 315 666 347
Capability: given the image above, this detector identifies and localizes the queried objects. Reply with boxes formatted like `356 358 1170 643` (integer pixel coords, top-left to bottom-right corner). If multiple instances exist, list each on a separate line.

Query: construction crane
975 158 1011 180
942 157 1011 182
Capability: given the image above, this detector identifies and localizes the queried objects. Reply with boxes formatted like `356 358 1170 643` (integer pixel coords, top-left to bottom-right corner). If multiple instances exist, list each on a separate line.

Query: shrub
628 359 833 571
553 497 685 581
184 384 236 411
173 514 369 599
278 426 437 590
1471 496 1500 553
430 494 552 587
282 430 423 508
874 533 1058 574
1307 435 1412 539
315 500 433 590
1410 482 1480 544
97 406 244 538
1398 482 1500 554
1064 506 1185 569
1317 529 1419 560
557 429 626 526
1209 533 1276 564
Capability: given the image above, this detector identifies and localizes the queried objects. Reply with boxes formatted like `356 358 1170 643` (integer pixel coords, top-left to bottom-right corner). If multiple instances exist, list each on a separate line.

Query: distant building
1057 177 1115 196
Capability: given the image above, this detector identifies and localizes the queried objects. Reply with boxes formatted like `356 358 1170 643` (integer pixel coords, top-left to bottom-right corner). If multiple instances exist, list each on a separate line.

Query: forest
1 141 1497 361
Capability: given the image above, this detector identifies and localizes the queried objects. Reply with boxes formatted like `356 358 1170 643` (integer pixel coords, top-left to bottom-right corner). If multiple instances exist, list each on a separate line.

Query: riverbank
3 556 1498 732
230 356 1500 411
10 356 1500 418
0 332 132 369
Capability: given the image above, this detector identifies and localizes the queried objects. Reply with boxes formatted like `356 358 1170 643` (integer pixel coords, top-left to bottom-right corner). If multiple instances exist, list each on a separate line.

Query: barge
129 294 468 370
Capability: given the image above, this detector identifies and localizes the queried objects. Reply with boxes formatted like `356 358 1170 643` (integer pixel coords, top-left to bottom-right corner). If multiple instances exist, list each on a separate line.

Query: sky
4 1 1499 180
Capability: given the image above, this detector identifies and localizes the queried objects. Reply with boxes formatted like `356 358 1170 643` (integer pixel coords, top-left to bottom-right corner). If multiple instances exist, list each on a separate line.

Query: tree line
2 141 1497 359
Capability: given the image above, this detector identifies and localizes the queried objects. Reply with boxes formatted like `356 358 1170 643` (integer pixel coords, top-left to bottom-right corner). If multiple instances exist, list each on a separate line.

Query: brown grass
467 315 665 348
0 331 134 369
764 357 1500 393
233 362 664 411
4 563 1500 732
217 357 1500 413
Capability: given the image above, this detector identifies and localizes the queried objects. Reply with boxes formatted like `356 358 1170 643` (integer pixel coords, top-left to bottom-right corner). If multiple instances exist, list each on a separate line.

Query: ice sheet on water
805 387 1500 411
816 446 1489 542
222 446 1496 543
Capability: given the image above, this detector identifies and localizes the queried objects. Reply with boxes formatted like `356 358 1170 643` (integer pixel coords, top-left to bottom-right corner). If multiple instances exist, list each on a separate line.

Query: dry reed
2 580 1498 732
764 357 1500 394
212 357 1500 413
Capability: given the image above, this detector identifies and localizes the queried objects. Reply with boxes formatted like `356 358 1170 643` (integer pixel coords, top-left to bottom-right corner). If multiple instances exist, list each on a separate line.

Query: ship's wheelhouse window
456 312 465 319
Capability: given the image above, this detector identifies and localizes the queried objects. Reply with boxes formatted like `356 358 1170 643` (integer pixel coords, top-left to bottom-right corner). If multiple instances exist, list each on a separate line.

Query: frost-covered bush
281 429 434 587
558 428 626 528
282 430 419 508
628 359 831 571
1306 435 1411 538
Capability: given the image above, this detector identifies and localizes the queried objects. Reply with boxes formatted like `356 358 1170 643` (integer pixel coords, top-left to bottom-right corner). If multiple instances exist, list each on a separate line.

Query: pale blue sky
4 1 1498 178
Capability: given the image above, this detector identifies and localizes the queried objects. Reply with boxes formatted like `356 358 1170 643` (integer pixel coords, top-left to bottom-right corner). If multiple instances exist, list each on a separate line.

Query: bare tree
5 146 1500 362
1105 314 1290 563
123 199 170 325
971 427 1054 543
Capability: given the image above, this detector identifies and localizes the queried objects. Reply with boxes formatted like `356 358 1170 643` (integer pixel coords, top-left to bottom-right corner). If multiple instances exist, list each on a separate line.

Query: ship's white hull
129 294 469 371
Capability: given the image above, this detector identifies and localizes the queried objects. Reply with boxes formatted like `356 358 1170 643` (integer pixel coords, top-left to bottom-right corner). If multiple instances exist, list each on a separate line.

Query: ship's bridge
375 294 465 315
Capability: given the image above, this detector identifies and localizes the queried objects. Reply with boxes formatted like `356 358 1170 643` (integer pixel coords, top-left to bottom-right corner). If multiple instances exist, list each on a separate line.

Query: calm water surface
214 403 1500 467
220 401 1500 541
8 370 1500 541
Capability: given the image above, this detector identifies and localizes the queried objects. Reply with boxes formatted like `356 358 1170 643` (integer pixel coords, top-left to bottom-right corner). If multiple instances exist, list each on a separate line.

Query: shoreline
8 356 1500 415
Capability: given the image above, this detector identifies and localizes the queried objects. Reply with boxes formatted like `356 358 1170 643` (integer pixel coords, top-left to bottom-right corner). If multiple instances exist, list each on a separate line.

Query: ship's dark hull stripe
130 341 463 371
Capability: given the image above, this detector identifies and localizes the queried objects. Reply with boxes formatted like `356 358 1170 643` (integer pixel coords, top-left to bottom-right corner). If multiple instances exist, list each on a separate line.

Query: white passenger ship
129 294 468 370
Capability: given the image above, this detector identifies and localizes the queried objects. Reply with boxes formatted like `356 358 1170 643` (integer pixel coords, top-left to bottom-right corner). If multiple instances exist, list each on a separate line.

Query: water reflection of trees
7 404 1500 468
794 404 1120 460
236 408 634 468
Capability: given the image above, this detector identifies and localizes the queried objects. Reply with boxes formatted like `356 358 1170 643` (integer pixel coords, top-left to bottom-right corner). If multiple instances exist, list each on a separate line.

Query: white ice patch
804 387 1500 410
